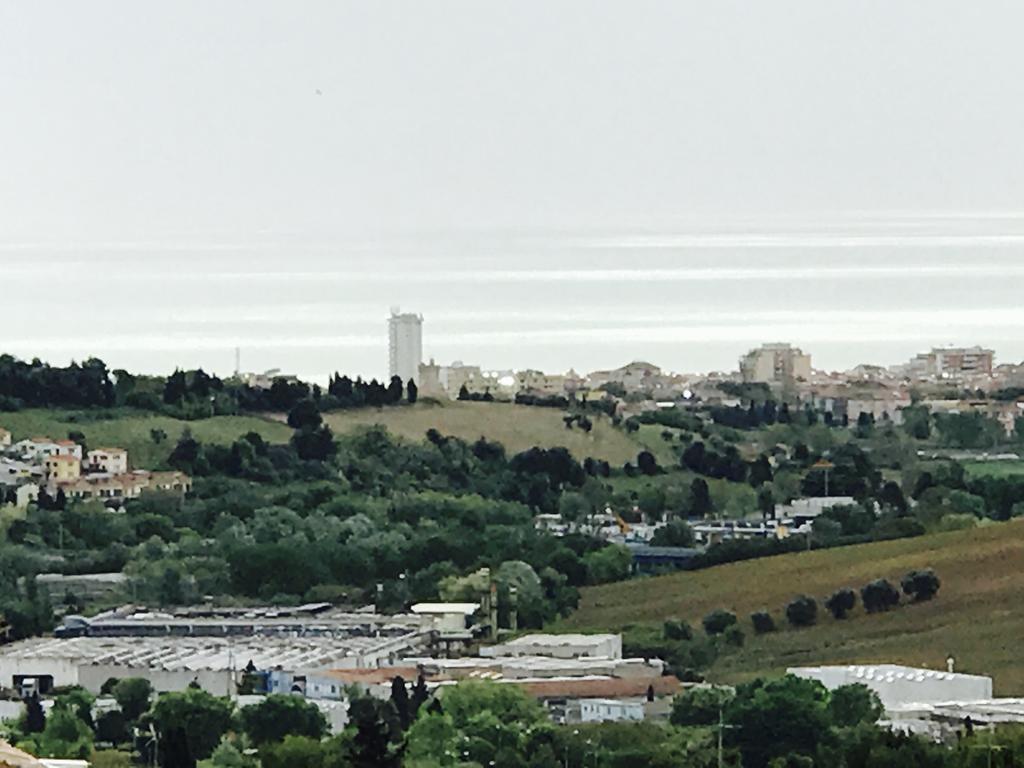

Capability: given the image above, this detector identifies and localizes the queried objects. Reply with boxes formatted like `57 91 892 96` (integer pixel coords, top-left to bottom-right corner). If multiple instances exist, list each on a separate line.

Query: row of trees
744 570 942 633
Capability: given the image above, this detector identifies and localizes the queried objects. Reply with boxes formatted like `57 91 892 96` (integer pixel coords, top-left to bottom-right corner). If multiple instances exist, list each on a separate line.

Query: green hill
0 409 292 469
323 400 643 464
554 521 1024 695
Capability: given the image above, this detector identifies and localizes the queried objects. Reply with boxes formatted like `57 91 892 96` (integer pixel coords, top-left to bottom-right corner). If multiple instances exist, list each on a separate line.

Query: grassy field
554 521 1024 694
323 400 643 464
963 460 1024 479
0 409 292 469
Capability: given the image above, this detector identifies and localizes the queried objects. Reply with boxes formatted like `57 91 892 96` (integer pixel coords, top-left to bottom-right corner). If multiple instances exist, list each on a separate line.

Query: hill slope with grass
0 409 292 469
323 400 642 464
554 521 1024 694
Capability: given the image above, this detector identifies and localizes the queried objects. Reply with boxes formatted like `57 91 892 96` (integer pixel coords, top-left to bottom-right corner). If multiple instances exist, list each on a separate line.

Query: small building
409 603 479 634
43 455 81 486
86 448 128 475
575 697 645 724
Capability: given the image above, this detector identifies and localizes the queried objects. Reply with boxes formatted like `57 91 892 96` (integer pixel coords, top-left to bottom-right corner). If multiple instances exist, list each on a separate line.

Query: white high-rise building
388 309 423 385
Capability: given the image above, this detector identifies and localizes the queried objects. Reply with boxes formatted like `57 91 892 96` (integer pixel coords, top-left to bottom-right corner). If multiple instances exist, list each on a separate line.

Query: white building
788 664 993 708
86 448 128 475
480 633 623 661
388 310 423 386
410 603 479 634
575 697 645 723
775 497 858 521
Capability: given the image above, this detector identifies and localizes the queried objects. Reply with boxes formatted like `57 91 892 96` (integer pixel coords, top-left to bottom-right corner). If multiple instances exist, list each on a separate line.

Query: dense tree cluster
0 356 114 410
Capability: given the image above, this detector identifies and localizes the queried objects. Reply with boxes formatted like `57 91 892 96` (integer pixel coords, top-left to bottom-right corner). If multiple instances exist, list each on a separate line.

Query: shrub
751 611 776 634
861 579 901 613
901 569 941 602
663 619 694 642
785 595 818 627
702 609 738 636
723 625 745 648
825 588 857 620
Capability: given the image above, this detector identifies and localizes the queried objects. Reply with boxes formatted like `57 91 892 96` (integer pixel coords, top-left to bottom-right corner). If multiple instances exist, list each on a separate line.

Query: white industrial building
788 664 993 708
0 632 431 697
480 633 622 660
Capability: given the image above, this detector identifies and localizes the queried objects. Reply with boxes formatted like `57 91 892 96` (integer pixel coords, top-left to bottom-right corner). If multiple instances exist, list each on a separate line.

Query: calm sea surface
2 218 1022 381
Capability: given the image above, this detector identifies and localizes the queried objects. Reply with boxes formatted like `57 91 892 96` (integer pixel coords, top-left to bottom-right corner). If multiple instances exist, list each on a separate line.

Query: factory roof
0 633 429 673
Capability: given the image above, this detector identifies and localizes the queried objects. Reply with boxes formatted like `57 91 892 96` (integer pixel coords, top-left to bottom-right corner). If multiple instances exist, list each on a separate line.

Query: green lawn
323 400 643 464
0 409 292 469
963 460 1024 479
553 520 1024 694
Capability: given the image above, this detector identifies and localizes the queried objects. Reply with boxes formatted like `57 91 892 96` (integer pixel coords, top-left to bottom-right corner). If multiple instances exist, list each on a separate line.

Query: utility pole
715 705 739 768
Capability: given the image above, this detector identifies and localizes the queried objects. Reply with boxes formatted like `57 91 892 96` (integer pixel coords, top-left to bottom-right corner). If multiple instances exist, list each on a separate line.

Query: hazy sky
1 2 1023 379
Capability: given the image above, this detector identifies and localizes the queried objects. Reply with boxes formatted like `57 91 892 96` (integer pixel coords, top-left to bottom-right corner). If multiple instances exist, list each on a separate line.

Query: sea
2 214 1023 382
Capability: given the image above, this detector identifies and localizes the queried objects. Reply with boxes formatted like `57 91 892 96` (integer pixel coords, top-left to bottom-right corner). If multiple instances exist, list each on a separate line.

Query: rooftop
0 634 429 673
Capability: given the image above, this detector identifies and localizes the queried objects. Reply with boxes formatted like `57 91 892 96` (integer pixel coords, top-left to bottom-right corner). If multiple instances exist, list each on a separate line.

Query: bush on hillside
750 611 776 634
901 569 941 602
825 588 857 620
785 595 818 627
861 579 901 613
723 625 745 648
663 619 694 642
702 609 738 636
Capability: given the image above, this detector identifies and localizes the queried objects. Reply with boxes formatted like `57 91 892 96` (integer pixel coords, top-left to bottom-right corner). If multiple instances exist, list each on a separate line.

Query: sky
1 2 1022 381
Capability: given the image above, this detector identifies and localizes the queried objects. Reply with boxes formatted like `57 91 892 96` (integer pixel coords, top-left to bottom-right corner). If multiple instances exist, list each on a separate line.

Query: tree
96 709 130 745
239 694 328 747
583 545 632 585
406 379 418 404
703 609 738 636
149 688 234 768
390 676 411 730
637 451 659 476
386 376 404 404
879 481 907 514
291 424 337 462
34 707 94 759
410 675 429 717
901 569 941 602
347 696 403 768
786 595 818 627
650 519 695 548
751 611 776 634
726 676 832 768
260 735 325 768
286 399 322 430
24 693 46 733
113 677 153 721
828 684 883 727
670 686 735 726
861 579 901 613
750 455 773 487
825 588 856 620
690 478 713 517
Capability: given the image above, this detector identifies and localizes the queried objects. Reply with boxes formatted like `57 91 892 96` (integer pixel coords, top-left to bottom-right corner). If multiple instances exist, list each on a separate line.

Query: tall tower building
388 309 423 385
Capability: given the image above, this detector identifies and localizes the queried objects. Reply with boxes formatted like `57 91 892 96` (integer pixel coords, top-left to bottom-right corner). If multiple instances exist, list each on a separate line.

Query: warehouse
0 631 431 697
